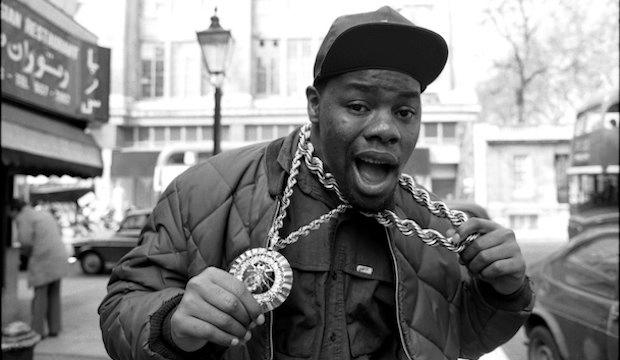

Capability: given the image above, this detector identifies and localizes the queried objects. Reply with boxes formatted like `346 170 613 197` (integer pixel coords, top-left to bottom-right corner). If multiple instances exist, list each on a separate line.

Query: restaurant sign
1 0 110 123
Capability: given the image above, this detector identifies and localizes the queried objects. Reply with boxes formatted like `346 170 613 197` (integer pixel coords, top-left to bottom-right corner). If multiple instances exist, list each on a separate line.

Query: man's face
307 69 422 211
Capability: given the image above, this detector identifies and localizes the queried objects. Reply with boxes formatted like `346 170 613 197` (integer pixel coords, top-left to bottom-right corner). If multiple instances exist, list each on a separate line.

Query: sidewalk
15 265 110 360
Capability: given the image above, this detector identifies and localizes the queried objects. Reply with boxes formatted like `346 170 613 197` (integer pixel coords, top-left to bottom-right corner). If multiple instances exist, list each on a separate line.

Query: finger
174 314 243 348
465 244 514 274
479 257 525 280
193 279 254 328
455 217 502 239
209 268 264 320
459 230 506 264
181 291 250 339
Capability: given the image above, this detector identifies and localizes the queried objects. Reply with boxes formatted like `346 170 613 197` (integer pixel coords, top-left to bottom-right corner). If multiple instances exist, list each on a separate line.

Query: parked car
524 225 619 360
72 209 151 274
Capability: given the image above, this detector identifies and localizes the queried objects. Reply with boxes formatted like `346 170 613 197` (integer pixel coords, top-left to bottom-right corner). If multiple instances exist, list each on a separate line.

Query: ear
306 86 321 124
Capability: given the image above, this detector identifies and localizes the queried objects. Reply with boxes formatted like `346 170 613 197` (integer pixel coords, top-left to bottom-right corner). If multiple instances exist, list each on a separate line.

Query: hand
170 267 264 352
450 218 526 295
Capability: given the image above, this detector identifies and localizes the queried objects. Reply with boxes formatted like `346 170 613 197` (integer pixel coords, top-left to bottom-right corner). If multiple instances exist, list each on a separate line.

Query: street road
17 240 565 360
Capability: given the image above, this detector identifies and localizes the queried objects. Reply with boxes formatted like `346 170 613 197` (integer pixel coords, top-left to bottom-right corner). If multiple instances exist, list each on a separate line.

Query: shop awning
29 184 94 203
1 103 103 178
111 150 159 177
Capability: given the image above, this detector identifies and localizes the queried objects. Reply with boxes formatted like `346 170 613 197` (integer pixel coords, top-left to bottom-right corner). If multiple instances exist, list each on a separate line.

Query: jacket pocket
343 264 397 358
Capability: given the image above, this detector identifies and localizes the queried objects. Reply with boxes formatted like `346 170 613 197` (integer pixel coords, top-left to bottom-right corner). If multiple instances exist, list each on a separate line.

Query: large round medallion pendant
229 248 293 312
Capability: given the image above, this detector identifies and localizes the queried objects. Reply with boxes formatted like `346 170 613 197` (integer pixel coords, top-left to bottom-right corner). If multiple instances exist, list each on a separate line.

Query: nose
364 109 400 145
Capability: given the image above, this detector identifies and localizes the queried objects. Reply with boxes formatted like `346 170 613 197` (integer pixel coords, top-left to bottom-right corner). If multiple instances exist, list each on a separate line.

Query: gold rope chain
267 123 478 253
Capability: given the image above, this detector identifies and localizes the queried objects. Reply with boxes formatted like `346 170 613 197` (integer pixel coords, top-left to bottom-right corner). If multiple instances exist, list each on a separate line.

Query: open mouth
355 158 394 184
352 153 399 197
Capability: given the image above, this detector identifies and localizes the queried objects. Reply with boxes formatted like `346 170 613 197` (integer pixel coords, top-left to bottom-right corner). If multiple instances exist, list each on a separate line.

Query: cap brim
315 23 448 91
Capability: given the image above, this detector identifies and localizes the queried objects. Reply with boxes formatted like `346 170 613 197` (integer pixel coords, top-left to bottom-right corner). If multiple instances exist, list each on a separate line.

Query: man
10 198 68 337
99 6 533 360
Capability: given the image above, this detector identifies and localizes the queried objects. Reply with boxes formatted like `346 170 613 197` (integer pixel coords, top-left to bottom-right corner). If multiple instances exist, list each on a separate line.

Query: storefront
1 0 110 324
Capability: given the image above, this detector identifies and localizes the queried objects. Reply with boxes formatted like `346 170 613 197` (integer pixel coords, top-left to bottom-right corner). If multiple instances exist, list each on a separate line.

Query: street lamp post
196 8 233 155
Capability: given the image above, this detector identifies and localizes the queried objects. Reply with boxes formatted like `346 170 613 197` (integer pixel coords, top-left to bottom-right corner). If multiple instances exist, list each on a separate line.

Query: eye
347 102 370 114
395 107 416 120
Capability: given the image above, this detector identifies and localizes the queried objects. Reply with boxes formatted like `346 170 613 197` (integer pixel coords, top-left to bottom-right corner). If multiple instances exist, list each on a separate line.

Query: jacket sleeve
428 212 534 359
98 180 224 360
458 273 534 358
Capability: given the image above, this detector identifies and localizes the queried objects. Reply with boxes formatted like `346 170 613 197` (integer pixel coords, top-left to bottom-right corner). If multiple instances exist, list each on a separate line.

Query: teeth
360 158 387 165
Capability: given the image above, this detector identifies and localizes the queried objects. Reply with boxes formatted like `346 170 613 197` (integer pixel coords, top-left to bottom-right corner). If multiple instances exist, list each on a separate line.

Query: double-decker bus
567 88 619 238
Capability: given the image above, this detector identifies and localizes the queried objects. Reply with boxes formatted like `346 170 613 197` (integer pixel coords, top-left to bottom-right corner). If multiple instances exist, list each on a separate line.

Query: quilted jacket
99 129 533 360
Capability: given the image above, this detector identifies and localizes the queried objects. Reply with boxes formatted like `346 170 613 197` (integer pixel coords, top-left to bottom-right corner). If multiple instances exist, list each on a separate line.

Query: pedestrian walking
9 198 69 338
99 6 533 360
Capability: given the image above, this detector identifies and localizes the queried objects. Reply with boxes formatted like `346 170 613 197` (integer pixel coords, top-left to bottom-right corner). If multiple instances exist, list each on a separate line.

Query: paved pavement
15 264 111 360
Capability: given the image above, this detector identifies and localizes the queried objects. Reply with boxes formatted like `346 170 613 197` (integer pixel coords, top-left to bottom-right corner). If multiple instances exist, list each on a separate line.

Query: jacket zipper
385 228 414 360
265 199 280 360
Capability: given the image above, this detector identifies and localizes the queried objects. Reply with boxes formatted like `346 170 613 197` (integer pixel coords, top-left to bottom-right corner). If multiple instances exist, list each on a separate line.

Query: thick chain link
267 124 477 253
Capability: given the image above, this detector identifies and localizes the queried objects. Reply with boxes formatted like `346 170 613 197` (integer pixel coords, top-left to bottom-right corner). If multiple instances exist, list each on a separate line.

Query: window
255 38 280 95
569 173 619 212
169 127 181 141
245 125 258 141
509 214 538 229
118 127 134 146
185 127 197 142
554 154 569 203
512 154 534 198
201 126 213 141
154 127 165 142
171 42 202 98
141 43 165 98
551 237 619 299
442 122 456 140
424 123 438 139
286 39 312 96
137 127 150 143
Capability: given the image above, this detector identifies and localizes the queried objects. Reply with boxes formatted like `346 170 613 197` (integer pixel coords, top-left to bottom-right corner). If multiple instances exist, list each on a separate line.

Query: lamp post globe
196 8 233 155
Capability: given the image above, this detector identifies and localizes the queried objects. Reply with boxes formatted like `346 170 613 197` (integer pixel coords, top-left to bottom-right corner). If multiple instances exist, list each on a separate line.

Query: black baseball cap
313 6 448 92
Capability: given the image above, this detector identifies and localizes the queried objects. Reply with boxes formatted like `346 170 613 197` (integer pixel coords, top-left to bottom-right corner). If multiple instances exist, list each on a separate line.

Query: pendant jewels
229 248 293 312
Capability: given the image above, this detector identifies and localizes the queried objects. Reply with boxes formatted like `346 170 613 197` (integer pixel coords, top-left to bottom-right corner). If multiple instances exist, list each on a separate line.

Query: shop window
141 43 165 98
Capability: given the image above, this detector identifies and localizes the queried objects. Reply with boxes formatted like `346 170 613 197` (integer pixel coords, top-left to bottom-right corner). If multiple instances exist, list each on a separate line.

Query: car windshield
119 214 148 231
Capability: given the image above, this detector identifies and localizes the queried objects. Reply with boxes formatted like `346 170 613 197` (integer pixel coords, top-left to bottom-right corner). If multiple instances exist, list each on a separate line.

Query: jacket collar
265 127 340 208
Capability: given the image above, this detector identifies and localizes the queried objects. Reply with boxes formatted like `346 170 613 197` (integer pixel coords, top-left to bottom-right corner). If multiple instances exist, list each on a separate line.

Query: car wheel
80 252 103 274
528 326 561 360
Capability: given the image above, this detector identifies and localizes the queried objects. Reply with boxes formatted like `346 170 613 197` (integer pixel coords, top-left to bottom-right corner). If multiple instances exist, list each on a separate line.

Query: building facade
1 0 110 324
473 123 573 242
74 0 481 212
